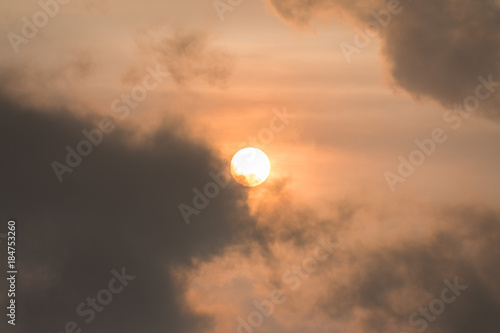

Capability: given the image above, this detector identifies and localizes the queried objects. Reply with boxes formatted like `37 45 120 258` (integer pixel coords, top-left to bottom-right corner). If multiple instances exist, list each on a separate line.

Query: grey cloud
316 206 500 333
0 92 256 333
173 178 500 333
265 0 500 118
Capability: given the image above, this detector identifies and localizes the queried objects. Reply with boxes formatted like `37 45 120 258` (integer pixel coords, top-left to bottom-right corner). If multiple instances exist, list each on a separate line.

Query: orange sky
1 1 500 333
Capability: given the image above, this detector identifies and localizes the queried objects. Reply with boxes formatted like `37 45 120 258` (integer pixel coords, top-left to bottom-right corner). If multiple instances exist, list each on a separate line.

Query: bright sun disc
231 148 271 187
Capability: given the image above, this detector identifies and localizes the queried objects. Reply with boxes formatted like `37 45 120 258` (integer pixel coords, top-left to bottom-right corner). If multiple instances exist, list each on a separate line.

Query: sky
0 0 500 333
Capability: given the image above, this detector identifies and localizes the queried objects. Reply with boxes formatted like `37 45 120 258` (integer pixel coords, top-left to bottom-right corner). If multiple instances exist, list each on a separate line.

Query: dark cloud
0 93 256 333
0 91 499 333
0 11 498 332
265 0 500 118
317 206 500 333
170 178 500 333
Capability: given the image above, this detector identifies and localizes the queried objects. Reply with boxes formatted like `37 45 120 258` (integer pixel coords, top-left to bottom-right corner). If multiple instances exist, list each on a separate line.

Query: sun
231 148 271 187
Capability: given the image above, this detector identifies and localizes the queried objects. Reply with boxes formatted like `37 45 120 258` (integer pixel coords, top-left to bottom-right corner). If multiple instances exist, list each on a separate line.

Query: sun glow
231 148 271 187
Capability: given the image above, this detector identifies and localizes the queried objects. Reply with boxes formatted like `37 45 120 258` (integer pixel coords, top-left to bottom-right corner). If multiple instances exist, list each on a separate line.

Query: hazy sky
1 1 500 333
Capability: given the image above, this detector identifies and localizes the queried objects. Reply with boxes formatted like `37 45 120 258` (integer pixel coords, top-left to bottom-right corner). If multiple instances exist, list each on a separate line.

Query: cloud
264 0 500 118
0 92 257 333
0 50 94 110
123 28 235 89
174 182 500 333
317 206 500 333
0 11 498 333
0 73 498 333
